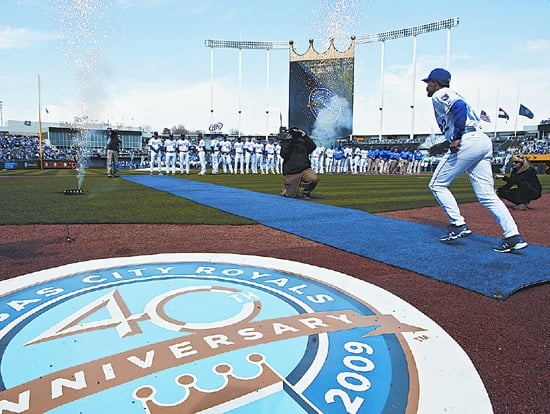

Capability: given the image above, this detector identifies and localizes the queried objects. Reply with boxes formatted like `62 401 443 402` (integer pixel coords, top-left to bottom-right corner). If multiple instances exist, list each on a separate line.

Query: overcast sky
1 0 549 136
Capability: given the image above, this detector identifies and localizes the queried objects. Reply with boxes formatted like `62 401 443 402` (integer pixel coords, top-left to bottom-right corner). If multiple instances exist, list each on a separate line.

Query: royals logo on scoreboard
0 254 491 413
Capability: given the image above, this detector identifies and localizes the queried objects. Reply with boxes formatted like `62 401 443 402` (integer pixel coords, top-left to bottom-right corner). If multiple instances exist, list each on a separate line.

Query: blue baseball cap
422 68 451 85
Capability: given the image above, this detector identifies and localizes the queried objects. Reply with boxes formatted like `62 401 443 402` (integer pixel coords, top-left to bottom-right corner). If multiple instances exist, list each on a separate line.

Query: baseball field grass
1 168 548 225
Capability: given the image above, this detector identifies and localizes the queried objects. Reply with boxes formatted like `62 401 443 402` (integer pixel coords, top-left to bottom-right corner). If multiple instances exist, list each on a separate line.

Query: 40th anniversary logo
0 254 491 413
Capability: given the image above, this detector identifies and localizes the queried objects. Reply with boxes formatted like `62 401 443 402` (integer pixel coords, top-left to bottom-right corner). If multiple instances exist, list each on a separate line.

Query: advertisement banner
0 160 40 170
43 160 76 169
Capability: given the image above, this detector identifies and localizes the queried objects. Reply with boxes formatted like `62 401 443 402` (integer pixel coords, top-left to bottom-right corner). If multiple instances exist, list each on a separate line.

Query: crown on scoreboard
290 36 356 62
133 353 283 413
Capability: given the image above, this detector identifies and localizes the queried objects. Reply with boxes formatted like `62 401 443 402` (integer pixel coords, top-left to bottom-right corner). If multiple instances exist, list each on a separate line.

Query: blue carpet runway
124 175 549 299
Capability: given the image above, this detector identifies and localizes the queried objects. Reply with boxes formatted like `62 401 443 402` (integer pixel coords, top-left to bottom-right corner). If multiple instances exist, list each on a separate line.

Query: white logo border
0 253 492 413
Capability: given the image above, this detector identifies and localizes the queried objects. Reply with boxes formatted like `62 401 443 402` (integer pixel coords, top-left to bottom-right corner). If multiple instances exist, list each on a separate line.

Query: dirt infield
1 195 548 413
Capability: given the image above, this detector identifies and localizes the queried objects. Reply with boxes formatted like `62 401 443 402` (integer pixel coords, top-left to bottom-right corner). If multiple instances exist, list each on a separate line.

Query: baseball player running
423 68 527 252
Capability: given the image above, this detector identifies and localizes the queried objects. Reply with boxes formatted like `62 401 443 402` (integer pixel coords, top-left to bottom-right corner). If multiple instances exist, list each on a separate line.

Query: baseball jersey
344 147 353 158
265 143 275 155
148 137 162 152
198 139 206 152
210 139 220 152
253 142 264 154
311 147 322 159
234 141 244 154
431 88 481 142
220 140 232 154
164 138 175 153
333 147 344 160
177 137 190 152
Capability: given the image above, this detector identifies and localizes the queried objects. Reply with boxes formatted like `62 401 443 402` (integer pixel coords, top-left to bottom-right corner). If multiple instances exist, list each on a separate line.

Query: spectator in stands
496 155 542 210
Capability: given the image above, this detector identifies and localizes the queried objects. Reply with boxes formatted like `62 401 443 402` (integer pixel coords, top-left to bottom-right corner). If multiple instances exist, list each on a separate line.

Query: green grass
0 169 252 224
1 168 548 225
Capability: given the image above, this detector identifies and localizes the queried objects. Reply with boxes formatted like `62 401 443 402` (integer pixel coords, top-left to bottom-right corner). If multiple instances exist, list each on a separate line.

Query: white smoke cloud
311 94 352 148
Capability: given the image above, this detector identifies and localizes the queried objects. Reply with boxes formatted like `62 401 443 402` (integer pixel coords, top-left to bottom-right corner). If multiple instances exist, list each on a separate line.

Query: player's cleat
440 224 472 242
492 234 528 253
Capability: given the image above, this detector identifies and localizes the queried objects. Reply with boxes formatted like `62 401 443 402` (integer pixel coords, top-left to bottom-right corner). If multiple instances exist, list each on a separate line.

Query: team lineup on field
145 132 428 176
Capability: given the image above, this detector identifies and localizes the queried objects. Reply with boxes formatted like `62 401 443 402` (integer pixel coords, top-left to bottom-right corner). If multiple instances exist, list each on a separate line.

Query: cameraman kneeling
280 127 318 199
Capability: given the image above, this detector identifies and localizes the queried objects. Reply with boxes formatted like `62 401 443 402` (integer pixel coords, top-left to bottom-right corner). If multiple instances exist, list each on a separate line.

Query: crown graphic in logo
133 353 284 413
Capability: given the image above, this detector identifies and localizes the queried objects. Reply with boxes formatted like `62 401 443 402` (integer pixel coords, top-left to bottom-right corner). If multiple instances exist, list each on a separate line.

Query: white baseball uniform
148 135 163 175
177 136 191 174
428 87 519 238
164 137 176 175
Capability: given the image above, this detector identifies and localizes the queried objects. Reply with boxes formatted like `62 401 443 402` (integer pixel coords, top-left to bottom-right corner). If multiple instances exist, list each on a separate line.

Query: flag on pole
498 107 510 121
519 104 534 119
480 110 491 123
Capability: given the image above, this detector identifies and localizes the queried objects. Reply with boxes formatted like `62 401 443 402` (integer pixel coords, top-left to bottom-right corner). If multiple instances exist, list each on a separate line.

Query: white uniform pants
211 152 220 174
429 132 519 238
251 154 259 174
266 154 275 173
234 153 244 173
179 152 190 174
150 151 162 173
198 151 206 175
244 152 252 173
165 152 176 174
221 152 233 174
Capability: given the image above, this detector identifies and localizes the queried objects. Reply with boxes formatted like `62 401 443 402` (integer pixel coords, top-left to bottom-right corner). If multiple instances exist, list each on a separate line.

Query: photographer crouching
280 127 318 199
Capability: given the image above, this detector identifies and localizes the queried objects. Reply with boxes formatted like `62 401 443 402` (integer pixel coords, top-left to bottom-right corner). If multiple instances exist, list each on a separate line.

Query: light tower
205 40 288 138
205 17 459 139
356 17 459 140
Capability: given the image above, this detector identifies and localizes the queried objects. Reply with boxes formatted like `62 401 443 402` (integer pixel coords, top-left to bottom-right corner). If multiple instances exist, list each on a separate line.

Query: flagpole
494 88 499 138
38 74 44 170
513 85 520 138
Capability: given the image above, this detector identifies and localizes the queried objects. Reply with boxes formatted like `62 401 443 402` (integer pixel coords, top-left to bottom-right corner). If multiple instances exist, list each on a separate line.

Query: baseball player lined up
275 141 283 174
148 131 163 175
144 132 430 177
220 136 234 174
244 137 254 174
210 135 220 174
252 138 264 174
422 68 527 253
176 134 191 174
197 133 207 175
164 134 177 175
324 146 334 173
233 137 245 174
265 139 276 174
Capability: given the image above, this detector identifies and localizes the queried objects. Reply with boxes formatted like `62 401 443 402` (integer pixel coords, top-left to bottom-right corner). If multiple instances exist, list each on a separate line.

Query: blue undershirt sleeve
451 100 467 139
